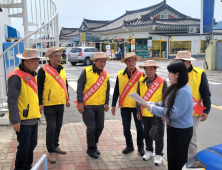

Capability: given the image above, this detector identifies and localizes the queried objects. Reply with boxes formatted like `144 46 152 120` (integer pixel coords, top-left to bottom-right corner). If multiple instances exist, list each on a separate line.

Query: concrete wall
205 40 217 70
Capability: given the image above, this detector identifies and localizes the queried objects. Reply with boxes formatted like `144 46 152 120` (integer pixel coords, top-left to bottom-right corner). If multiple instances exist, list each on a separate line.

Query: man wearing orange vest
77 52 110 159
136 60 167 165
111 52 145 156
7 49 41 170
37 47 70 163
173 51 211 159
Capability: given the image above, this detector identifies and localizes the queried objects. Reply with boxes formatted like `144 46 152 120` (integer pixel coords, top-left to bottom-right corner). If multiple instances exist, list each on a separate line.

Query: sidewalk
0 120 167 170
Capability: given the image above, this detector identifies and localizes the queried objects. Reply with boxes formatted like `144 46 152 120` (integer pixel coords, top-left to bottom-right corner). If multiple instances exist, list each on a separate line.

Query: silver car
68 47 99 66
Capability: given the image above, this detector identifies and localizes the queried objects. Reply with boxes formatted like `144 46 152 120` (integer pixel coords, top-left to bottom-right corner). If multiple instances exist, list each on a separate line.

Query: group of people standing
7 47 211 170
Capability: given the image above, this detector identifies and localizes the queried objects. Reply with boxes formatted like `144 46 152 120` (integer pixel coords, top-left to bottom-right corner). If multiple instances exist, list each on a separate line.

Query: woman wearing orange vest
7 49 41 170
172 51 211 159
136 60 167 165
37 47 70 163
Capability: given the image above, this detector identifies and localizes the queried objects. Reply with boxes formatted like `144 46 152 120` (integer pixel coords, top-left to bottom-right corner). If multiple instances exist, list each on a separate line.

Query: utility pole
22 0 29 48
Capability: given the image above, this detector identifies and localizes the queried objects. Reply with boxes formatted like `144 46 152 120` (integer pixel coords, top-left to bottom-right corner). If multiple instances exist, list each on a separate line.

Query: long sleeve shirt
77 64 110 104
7 64 38 125
136 74 167 114
150 84 193 128
189 65 211 114
37 62 69 105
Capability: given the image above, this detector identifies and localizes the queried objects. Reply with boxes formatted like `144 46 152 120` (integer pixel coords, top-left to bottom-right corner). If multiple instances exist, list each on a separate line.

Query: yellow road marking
211 104 222 110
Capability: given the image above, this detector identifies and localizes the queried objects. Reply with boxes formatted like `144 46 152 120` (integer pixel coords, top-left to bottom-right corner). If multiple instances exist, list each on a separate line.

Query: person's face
94 58 107 70
25 58 40 72
125 57 136 70
144 66 156 80
49 51 62 66
168 72 179 84
179 60 191 69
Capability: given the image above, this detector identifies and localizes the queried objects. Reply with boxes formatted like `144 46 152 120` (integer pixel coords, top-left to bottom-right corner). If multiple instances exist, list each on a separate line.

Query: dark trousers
167 126 193 170
120 108 144 148
142 116 164 155
82 105 105 149
118 52 121 60
15 123 38 170
44 104 64 153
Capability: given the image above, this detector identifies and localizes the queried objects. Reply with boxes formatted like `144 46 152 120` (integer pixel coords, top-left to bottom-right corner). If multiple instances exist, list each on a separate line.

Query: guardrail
31 154 47 170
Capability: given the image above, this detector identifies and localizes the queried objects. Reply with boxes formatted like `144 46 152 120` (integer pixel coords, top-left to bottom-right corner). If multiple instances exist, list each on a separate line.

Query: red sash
8 70 38 95
42 64 69 101
74 69 108 108
142 76 165 102
119 69 143 108
193 97 206 116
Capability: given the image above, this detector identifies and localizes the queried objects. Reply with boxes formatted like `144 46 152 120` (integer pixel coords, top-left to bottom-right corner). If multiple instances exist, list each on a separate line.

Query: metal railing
0 0 59 111
31 154 47 170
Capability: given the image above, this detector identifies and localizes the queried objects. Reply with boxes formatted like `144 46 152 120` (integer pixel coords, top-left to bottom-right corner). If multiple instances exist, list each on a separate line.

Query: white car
68 47 99 66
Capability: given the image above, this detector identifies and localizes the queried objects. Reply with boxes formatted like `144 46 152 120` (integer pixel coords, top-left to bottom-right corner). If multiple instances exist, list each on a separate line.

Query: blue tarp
4 24 21 39
3 42 24 76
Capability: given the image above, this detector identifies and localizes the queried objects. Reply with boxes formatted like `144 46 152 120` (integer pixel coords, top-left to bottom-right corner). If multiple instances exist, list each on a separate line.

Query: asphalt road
60 58 222 160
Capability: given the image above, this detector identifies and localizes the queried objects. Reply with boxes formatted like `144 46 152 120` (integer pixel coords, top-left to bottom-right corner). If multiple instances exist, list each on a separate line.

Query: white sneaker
154 155 162 165
143 151 154 161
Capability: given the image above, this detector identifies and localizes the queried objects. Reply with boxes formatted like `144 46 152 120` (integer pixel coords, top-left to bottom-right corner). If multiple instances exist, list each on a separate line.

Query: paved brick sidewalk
0 120 167 170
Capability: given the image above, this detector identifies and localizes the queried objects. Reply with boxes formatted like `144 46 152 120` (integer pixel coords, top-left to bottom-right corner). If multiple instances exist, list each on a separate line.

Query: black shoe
95 146 100 155
122 146 134 154
86 148 98 159
138 147 145 156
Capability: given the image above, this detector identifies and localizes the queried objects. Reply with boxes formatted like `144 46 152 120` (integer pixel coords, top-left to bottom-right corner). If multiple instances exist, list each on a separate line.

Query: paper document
128 92 147 106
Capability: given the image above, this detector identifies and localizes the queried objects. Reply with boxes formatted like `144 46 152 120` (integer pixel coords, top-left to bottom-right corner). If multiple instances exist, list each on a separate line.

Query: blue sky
11 0 222 37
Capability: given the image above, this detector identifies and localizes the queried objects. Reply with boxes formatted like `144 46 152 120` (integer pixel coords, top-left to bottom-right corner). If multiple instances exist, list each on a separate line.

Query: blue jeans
118 52 121 60
15 123 38 170
120 108 144 148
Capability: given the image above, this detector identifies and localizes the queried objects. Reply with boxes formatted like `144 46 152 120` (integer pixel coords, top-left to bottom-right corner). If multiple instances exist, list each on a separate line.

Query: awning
4 24 21 39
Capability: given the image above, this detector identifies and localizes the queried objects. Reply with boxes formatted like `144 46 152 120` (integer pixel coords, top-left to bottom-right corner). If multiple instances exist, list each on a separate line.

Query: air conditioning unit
188 26 197 34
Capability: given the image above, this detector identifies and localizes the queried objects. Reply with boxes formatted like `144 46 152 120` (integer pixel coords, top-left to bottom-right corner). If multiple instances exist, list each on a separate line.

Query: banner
203 0 215 33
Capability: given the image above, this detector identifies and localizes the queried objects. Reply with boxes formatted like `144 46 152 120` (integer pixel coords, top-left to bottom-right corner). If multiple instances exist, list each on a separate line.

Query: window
200 40 207 54
88 48 94 52
93 48 99 52
70 48 82 53
169 41 192 55
84 48 89 52
160 13 168 19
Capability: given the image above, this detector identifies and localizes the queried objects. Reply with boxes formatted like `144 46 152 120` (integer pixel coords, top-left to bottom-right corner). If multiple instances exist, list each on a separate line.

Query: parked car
182 143 222 170
68 47 99 66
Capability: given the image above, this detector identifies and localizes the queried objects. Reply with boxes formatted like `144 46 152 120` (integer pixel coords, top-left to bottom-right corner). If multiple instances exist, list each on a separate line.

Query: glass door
161 41 167 58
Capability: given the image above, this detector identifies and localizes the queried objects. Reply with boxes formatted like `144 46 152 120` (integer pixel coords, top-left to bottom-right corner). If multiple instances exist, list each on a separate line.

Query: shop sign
73 35 80 41
118 38 122 41
171 36 174 42
129 34 132 39
147 40 152 58
152 36 160 40
131 38 135 52
80 33 86 42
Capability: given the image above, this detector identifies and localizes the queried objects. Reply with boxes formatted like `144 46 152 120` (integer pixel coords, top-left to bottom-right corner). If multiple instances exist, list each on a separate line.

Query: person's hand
39 105 44 114
200 113 208 121
137 114 142 121
105 104 109 112
66 100 70 108
13 123 21 132
139 103 146 109
78 103 84 114
111 107 116 116
147 104 152 111
161 118 165 123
